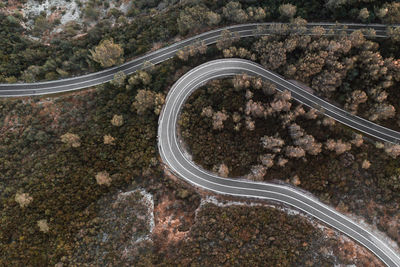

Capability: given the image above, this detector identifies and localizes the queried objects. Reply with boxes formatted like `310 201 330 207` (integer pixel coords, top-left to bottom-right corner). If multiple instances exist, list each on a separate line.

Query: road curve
0 22 393 95
157 59 400 267
2 23 400 266
2 22 400 144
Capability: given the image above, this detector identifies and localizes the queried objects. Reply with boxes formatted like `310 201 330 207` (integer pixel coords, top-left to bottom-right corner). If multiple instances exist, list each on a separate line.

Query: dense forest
1 0 400 82
176 8 400 249
0 53 369 266
2 0 400 265
180 75 400 244
178 14 400 233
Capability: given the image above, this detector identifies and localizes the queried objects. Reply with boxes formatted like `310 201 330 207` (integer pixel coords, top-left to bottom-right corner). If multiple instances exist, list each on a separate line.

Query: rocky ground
0 0 177 42
59 182 386 266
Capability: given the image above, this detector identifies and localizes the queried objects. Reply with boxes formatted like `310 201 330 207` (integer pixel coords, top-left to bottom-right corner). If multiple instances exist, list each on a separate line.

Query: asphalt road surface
0 22 392 95
2 23 400 266
157 59 400 267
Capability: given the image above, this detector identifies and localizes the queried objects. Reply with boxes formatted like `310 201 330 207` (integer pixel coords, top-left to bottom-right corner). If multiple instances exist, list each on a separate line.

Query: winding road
157 59 400 267
2 23 400 266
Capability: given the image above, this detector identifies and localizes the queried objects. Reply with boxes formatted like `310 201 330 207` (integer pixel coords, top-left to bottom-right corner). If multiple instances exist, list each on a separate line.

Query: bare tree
252 77 263 90
246 7 266 21
369 103 395 121
259 41 287 70
103 135 116 145
271 99 292 113
345 90 367 112
223 1 248 23
154 93 165 115
111 71 126 87
232 112 241 123
245 99 265 117
201 106 214 118
304 108 318 119
325 139 351 155
132 90 155 115
128 70 151 86
245 90 254 100
311 26 326 37
285 146 306 158
246 165 266 181
177 5 220 35
387 27 400 42
233 123 242 132
268 23 290 35
15 192 33 208
375 90 388 103
296 51 328 80
289 17 308 35
223 46 255 60
95 171 112 186
280 112 297 127
351 134 364 147
261 135 284 153
322 117 336 126
277 157 288 167
294 135 322 155
216 30 240 50
37 219 50 233
294 105 305 116
260 154 275 168
349 30 366 48
217 163 229 178
262 81 277 95
61 133 81 148
245 116 255 131
384 143 400 158
311 70 343 94
382 2 400 24
233 74 251 91
212 110 228 130
376 7 388 22
176 40 207 61
111 114 124 127
206 11 221 26
288 123 304 139
362 159 371 169
279 4 296 20
358 8 369 22
277 90 292 101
